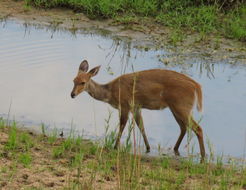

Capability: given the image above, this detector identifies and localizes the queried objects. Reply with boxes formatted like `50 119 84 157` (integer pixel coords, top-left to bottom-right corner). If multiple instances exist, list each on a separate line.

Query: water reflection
0 20 246 159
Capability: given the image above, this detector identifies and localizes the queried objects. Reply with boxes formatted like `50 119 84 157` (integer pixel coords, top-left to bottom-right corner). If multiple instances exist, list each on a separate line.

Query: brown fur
71 60 205 160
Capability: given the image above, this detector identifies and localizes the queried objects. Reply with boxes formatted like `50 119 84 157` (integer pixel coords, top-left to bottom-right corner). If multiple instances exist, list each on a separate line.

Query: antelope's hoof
114 144 119 150
146 148 150 153
174 150 180 156
200 156 206 164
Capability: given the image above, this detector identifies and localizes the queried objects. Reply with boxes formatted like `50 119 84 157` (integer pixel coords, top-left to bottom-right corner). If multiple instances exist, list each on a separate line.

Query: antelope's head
71 60 100 98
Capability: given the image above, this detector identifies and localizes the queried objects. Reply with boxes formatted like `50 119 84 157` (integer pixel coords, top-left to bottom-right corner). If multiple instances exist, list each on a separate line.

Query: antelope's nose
71 93 75 98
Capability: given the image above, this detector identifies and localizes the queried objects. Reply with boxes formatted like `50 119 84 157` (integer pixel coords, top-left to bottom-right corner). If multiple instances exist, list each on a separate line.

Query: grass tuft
4 122 18 151
18 153 32 167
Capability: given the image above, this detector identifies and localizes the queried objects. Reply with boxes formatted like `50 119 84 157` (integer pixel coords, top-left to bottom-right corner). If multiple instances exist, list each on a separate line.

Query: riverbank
0 0 246 65
0 120 245 189
23 0 246 42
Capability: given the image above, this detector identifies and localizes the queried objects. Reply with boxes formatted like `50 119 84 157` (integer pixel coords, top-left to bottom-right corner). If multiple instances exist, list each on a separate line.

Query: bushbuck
71 60 205 160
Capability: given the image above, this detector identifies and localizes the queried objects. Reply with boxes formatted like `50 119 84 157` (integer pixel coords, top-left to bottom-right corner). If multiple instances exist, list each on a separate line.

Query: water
0 20 246 158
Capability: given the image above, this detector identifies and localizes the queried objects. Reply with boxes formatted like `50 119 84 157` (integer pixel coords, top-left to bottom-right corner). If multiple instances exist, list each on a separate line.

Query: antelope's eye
80 82 85 85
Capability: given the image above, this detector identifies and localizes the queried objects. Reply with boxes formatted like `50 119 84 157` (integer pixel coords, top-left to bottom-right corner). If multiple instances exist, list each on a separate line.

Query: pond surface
0 20 246 159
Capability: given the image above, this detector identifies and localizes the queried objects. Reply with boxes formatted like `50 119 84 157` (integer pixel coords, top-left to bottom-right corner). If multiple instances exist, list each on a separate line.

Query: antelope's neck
86 80 111 103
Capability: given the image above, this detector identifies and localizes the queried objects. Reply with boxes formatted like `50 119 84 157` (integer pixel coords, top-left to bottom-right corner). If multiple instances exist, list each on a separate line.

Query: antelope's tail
196 83 203 112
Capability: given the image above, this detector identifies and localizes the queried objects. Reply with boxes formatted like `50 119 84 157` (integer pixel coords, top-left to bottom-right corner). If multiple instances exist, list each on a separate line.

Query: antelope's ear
88 65 101 77
79 60 89 73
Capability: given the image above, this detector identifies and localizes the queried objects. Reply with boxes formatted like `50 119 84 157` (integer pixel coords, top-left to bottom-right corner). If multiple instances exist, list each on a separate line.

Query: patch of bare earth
0 128 116 189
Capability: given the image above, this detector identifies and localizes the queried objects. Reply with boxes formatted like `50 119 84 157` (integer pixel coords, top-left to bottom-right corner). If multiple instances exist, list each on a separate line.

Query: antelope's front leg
114 109 129 149
132 108 150 153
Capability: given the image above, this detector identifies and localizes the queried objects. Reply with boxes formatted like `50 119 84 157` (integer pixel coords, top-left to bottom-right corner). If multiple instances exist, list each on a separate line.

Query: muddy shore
0 0 245 65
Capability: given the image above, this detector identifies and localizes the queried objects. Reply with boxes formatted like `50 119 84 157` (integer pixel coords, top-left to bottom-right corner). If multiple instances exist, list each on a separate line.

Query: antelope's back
109 69 200 109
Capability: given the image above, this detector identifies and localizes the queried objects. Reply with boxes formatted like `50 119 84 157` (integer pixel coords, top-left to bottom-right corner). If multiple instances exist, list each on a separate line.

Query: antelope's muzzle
71 92 76 98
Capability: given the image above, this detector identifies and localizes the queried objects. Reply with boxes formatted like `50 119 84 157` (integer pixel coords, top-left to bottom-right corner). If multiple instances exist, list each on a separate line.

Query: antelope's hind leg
171 111 187 156
170 104 205 161
190 117 206 161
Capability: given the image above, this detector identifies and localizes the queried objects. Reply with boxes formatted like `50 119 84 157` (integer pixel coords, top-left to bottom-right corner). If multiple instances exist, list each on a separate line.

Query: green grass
52 136 81 158
103 110 117 150
0 120 246 189
0 122 35 169
4 122 18 151
24 0 246 41
168 29 185 45
4 122 34 153
223 6 246 41
18 153 32 167
19 132 34 151
47 129 58 144
0 117 5 129
157 6 217 31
